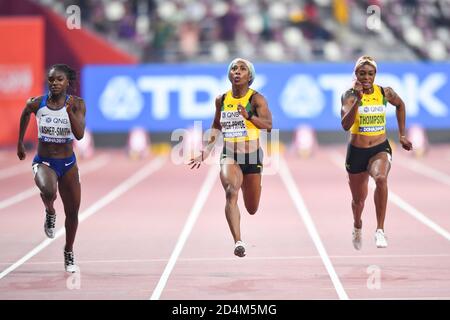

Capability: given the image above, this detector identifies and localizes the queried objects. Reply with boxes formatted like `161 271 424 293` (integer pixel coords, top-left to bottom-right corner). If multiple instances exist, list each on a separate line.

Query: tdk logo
98 75 265 121
99 77 144 120
88 67 449 131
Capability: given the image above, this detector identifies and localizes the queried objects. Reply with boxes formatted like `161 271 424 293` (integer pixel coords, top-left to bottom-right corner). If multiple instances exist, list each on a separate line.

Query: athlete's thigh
58 164 81 212
348 171 369 200
220 158 243 191
368 152 391 179
34 164 58 192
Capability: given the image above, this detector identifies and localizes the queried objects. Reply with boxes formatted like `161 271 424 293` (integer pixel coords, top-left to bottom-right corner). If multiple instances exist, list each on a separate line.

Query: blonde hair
227 58 256 85
354 55 377 73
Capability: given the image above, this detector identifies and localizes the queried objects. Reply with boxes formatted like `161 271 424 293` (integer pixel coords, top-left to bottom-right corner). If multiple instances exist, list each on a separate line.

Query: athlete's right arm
17 97 40 160
188 95 222 169
203 95 223 157
341 84 362 131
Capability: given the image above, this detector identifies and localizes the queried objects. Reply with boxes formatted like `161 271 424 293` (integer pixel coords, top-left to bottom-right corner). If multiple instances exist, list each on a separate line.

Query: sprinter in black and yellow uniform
341 56 412 250
189 58 272 257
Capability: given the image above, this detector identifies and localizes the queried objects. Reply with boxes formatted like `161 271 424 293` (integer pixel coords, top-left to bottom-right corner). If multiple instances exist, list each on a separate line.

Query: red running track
0 145 449 300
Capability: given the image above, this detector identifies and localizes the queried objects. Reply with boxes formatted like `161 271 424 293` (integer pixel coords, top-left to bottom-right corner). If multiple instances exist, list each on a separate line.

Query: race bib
220 110 248 139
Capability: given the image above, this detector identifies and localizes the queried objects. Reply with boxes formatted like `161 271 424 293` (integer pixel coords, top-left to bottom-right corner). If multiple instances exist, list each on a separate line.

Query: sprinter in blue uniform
17 64 86 273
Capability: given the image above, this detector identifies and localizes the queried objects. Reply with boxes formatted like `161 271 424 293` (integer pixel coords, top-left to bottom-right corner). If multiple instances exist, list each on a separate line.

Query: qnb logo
362 106 384 113
366 265 381 290
45 117 69 124
222 111 241 118
53 118 69 124
370 106 384 113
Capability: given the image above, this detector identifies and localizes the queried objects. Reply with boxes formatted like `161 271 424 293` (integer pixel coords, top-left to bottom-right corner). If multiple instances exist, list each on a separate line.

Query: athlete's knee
373 174 388 188
64 211 79 223
352 198 365 209
40 186 57 202
225 184 239 202
245 203 259 215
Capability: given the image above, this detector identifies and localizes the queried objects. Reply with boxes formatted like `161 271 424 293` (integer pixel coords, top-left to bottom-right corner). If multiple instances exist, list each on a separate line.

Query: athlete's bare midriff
38 142 74 158
350 133 386 148
224 139 260 154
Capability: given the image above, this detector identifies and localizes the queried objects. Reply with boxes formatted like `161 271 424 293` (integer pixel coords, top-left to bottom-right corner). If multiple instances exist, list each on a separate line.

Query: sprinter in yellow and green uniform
189 58 272 258
341 56 413 250
349 84 387 136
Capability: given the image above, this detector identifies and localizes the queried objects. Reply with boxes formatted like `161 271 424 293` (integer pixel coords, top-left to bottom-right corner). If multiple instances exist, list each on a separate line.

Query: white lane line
0 188 37 211
386 190 450 241
3 253 449 266
0 154 110 211
396 156 450 188
0 163 30 180
278 156 349 300
329 151 450 242
79 154 111 173
0 156 166 280
150 165 219 300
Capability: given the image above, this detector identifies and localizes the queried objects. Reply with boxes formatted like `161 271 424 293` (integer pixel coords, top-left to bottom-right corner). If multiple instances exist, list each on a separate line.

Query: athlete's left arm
240 93 272 132
384 87 413 151
67 96 86 140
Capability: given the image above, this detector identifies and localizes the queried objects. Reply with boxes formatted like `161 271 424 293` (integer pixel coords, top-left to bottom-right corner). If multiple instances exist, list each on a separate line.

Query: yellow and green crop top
350 84 388 136
220 89 260 142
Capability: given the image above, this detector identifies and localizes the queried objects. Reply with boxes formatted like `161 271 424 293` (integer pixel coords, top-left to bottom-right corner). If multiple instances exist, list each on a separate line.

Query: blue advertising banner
82 63 450 132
